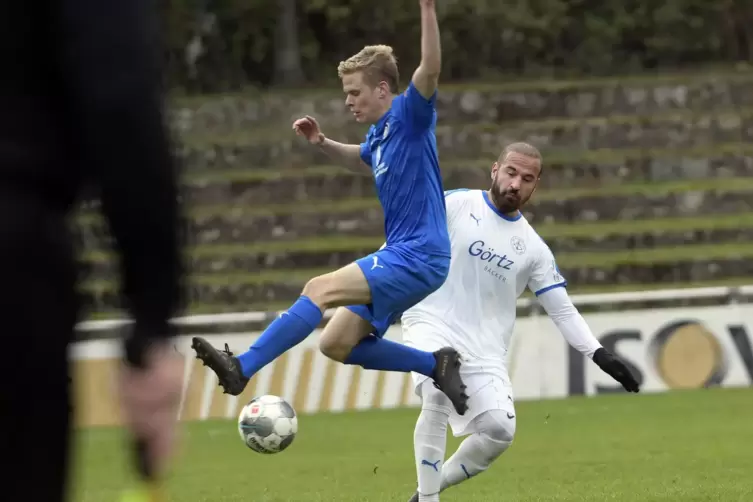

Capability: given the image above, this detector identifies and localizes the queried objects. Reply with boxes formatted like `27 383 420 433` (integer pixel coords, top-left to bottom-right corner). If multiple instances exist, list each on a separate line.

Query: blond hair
337 45 400 94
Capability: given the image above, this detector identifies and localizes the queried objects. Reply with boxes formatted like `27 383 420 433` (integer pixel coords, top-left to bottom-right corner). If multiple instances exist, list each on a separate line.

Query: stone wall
171 74 753 136
74 71 753 317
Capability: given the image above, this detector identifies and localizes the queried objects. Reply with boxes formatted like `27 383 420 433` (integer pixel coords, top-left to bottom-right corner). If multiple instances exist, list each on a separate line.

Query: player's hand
592 348 640 393
118 339 184 481
419 0 436 8
293 115 325 145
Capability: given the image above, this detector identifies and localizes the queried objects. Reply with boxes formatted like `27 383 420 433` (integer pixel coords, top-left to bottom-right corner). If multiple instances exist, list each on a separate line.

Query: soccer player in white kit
403 143 640 502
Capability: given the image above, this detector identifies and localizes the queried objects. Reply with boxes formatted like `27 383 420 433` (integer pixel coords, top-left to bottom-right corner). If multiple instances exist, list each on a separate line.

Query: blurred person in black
0 0 185 501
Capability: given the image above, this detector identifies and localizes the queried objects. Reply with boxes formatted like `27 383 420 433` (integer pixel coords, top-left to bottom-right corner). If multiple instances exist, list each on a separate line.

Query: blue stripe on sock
461 464 471 479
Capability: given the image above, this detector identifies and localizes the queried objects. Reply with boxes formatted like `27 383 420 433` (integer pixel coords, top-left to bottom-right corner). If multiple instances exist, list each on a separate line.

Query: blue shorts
346 244 449 337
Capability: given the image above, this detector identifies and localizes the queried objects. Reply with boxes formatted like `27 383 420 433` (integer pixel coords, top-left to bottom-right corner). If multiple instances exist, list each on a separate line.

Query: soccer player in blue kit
192 0 469 415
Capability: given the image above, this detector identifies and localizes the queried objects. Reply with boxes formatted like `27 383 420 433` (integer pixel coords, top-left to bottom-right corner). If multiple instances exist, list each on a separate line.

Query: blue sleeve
394 81 437 132
359 141 372 167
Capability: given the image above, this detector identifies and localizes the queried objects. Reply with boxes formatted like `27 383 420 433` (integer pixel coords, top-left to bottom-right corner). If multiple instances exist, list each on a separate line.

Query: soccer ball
237 395 298 454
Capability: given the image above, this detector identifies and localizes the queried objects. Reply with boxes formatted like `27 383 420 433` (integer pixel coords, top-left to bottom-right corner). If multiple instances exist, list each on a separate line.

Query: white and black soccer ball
237 395 298 454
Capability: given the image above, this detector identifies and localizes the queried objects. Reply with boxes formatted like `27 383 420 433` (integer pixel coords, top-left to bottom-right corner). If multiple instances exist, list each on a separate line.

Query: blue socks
345 336 437 377
237 296 323 377
236 294 436 379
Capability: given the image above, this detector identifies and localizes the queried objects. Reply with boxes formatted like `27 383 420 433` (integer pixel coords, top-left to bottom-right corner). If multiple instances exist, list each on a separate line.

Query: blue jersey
359 82 450 257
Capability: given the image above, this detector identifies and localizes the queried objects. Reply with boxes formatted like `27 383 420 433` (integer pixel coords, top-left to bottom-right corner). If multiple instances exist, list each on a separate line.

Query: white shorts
412 365 515 438
403 319 514 436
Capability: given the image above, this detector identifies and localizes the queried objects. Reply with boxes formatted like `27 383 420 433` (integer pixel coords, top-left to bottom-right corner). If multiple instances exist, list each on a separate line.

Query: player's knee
477 410 516 456
318 334 352 362
482 423 514 447
301 275 333 309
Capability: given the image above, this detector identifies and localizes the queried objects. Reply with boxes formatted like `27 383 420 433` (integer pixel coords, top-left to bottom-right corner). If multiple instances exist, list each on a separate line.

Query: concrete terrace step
169 71 753 135
177 146 753 194
173 154 753 206
79 232 753 282
138 165 753 208
177 109 753 168
75 178 753 243
82 276 753 320
78 243 753 312
75 214 753 264
74 147 753 215
177 178 753 222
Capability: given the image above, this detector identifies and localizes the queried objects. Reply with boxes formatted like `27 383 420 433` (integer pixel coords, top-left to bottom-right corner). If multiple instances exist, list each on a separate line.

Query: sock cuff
289 296 324 329
343 336 376 365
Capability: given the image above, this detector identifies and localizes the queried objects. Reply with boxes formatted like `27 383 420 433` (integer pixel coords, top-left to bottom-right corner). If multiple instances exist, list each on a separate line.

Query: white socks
415 407 450 499
414 379 516 500
440 409 515 491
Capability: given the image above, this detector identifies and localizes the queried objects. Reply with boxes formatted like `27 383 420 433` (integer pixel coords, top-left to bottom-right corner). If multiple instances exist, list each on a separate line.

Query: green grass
72 388 753 501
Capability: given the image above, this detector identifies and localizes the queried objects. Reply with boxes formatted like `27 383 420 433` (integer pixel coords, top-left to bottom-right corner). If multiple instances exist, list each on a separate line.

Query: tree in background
163 0 753 94
273 0 305 86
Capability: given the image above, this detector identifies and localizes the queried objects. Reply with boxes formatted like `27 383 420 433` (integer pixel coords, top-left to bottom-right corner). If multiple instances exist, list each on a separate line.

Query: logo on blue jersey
468 240 514 281
372 121 391 179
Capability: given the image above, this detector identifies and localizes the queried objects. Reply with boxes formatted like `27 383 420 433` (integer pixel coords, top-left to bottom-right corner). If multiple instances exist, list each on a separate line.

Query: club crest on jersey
373 123 390 179
510 236 526 255
468 240 514 281
552 259 563 282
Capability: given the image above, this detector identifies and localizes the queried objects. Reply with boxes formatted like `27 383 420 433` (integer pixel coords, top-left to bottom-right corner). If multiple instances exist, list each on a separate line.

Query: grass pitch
72 388 753 501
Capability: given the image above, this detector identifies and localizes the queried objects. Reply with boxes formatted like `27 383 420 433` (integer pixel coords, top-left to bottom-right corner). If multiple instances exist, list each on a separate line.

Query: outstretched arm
537 287 640 393
411 0 441 99
317 138 371 175
536 287 602 359
294 115 370 174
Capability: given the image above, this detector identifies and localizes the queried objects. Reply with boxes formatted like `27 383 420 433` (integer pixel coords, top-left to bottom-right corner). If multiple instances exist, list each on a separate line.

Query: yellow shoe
120 483 166 502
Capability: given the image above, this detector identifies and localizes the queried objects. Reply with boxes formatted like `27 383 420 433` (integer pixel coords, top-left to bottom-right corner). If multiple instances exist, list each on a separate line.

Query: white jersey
402 189 566 378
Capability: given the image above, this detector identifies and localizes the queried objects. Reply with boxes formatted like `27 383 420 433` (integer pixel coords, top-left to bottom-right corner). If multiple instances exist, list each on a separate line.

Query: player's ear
378 81 389 98
491 162 498 179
